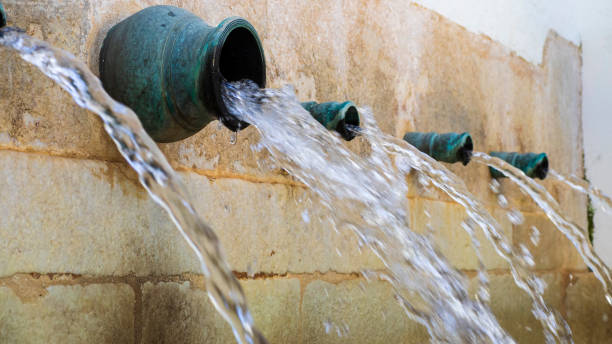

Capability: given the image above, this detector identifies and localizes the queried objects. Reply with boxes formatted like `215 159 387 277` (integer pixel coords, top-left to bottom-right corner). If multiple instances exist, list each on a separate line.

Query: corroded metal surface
489 152 549 179
403 132 473 165
99 5 265 142
301 101 360 141
0 2 6 27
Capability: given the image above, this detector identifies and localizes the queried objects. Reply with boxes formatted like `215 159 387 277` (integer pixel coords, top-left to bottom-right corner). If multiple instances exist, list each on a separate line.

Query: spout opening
336 104 360 141
457 133 473 165
533 154 549 179
219 27 265 85
212 19 266 132
0 3 6 28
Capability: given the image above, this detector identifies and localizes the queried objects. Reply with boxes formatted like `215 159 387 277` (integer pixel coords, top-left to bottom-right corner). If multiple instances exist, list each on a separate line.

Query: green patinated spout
489 152 549 179
403 132 473 165
301 101 361 141
99 5 266 143
1 2 7 27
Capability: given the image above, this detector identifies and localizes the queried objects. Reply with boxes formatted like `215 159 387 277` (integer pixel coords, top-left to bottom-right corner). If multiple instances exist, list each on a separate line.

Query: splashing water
223 80 555 343
472 152 612 306
353 125 573 343
0 28 266 344
549 169 612 215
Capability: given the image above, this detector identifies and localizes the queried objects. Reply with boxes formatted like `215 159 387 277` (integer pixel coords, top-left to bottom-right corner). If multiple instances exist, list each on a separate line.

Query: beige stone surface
0 2 585 199
0 283 134 343
513 213 587 271
141 278 300 343
0 0 592 342
0 150 381 276
408 198 511 270
565 272 612 343
301 279 429 343
475 272 565 343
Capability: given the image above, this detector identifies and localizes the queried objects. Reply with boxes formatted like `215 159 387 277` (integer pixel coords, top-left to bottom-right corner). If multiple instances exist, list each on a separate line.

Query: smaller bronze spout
489 152 549 179
0 2 7 28
301 101 361 141
403 132 473 165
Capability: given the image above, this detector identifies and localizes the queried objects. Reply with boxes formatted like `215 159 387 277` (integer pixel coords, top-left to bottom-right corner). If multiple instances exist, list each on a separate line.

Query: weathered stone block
473 272 564 343
0 150 382 277
0 283 134 343
565 272 612 343
512 213 587 271
141 278 300 343
408 198 511 270
301 279 429 343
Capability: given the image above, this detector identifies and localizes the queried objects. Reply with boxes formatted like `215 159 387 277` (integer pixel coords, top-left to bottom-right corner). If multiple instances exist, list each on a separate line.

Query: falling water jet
473 152 612 306
0 27 267 344
349 126 573 343
301 100 361 141
223 79 577 343
99 5 266 142
489 152 549 179
403 132 473 165
549 169 612 214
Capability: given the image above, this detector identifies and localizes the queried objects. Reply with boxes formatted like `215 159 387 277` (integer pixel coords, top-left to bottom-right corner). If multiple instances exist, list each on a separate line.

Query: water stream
0 28 267 344
2 25 601 344
352 125 573 343
472 152 612 305
222 80 574 343
549 169 612 215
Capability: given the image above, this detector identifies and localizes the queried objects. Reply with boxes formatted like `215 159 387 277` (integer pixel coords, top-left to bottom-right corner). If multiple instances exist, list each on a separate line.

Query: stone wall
0 1 608 343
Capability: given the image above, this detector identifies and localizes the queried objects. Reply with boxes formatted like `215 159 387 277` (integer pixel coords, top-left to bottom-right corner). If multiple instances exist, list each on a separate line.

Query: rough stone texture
0 0 596 342
0 283 134 343
141 278 300 343
301 279 429 343
471 272 565 343
408 198 511 270
0 150 381 276
513 213 587 271
565 272 612 343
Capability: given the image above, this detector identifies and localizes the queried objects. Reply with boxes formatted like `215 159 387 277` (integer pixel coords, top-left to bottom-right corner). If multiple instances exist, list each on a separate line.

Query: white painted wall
412 0 612 265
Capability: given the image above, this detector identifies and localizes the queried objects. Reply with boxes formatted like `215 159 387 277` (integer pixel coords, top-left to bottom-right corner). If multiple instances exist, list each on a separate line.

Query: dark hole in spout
219 27 265 85
534 155 549 179
215 25 265 131
0 5 6 28
457 134 473 165
336 105 360 141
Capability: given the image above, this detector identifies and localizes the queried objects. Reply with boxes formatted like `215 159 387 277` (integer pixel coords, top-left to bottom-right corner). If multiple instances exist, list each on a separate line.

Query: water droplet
230 131 237 145
247 259 257 278
603 314 608 322
301 209 310 223
323 320 332 334
497 194 508 208
490 179 501 193
507 209 524 225
530 226 540 245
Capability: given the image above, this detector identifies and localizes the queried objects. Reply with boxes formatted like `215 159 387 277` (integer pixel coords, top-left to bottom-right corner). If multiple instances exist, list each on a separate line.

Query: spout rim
0 3 6 28
456 132 473 165
335 101 360 141
208 17 266 132
531 153 549 179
